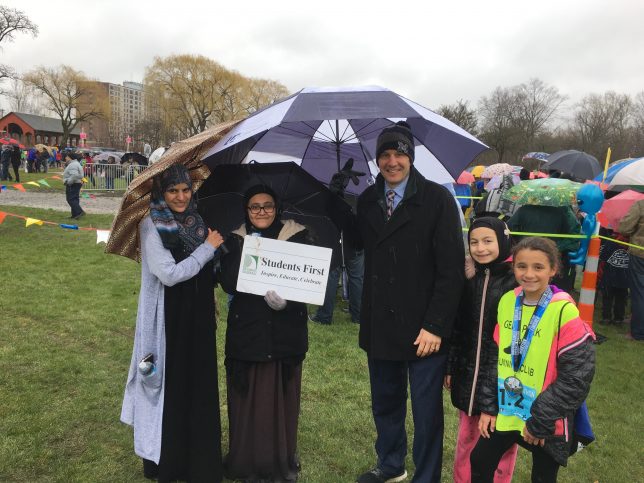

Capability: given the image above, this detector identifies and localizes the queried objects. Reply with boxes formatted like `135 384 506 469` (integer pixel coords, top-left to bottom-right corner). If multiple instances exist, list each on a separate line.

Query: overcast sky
2 0 643 116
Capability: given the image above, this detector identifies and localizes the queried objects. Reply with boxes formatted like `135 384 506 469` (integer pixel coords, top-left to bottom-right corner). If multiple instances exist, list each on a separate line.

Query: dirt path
0 190 121 214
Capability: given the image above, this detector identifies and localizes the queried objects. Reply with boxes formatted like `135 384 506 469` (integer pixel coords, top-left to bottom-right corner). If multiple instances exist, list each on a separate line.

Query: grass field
0 205 642 482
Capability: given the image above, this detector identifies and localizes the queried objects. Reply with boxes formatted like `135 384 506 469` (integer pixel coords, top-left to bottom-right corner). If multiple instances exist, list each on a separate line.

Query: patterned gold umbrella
105 120 239 261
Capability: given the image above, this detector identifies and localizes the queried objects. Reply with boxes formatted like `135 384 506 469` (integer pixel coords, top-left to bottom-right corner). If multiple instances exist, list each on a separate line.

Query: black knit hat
243 184 280 208
376 121 415 163
468 216 512 267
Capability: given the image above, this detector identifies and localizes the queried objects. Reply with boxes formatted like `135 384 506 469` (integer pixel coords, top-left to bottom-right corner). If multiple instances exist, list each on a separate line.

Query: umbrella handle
342 269 349 301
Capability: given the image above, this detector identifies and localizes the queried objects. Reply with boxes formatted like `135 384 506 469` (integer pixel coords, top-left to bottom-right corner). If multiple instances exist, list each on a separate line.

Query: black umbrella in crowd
542 150 601 180
121 152 149 165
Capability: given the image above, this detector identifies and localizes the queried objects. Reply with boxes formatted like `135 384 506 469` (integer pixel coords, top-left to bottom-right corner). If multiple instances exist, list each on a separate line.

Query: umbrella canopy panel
121 152 149 165
503 178 583 207
197 162 352 241
543 150 601 180
93 152 124 163
598 189 644 229
481 163 515 179
608 157 644 189
522 152 549 162
593 158 638 184
201 86 488 195
457 171 475 184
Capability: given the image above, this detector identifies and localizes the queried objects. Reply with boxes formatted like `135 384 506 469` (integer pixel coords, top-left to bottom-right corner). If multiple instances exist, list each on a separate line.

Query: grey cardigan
120 216 216 463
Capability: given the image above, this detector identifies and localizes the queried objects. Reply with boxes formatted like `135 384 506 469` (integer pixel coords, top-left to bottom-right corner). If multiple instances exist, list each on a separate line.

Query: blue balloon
569 184 604 266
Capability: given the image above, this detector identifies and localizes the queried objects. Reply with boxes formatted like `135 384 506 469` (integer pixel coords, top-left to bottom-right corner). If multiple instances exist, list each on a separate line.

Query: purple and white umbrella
201 86 488 195
522 152 550 162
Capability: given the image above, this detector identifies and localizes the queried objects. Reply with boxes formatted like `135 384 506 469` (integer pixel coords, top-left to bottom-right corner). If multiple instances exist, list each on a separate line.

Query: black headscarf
243 184 283 239
150 164 207 258
468 216 512 268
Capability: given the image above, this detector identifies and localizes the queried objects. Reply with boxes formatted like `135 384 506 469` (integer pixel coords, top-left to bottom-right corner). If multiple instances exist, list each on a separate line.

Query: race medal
504 376 523 396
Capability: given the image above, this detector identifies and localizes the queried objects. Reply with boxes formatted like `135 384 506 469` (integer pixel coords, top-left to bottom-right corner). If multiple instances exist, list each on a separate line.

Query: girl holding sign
219 184 313 482
471 237 595 482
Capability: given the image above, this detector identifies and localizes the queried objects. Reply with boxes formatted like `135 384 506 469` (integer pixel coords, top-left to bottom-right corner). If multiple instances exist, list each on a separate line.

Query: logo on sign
242 255 259 274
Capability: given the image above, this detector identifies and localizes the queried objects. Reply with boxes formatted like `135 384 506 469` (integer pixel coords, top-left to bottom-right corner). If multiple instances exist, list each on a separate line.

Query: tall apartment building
108 81 145 149
80 81 146 150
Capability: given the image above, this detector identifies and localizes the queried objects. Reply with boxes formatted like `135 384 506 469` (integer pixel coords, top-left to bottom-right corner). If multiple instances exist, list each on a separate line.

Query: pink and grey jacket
479 286 596 466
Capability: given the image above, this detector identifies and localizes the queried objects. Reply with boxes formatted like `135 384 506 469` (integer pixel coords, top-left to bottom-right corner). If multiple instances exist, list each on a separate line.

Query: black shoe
72 211 86 220
308 314 331 325
357 467 407 483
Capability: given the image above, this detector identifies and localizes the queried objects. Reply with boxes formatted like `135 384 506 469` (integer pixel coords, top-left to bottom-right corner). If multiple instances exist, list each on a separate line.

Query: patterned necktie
386 189 395 219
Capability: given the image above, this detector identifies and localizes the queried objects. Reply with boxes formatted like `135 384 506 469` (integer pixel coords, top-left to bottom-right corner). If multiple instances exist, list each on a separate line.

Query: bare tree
477 87 522 162
243 78 289 114
4 77 48 114
133 117 165 151
437 99 478 135
0 6 38 92
630 91 644 156
573 91 632 159
22 65 108 146
511 78 566 147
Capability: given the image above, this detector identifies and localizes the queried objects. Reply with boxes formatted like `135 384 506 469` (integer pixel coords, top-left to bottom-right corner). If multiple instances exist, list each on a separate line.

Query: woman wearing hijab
219 184 312 482
121 164 225 482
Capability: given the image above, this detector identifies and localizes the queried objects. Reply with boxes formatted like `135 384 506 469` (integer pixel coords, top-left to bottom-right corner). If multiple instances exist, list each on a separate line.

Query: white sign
236 235 332 305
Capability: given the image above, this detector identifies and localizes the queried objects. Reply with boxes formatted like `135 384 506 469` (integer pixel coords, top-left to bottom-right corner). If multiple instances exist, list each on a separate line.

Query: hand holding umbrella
329 158 366 196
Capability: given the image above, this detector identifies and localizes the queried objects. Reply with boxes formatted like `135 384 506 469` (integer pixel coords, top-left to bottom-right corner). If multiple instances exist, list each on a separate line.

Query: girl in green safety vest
470 237 595 483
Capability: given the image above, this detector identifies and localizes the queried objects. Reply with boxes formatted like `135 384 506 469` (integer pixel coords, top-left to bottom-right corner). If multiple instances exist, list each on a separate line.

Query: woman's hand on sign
206 229 224 249
478 413 496 438
264 290 287 311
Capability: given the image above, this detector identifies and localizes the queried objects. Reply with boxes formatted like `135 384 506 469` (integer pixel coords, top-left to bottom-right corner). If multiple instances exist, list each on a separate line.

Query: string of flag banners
0 175 98 199
0 210 110 244
2 206 641 253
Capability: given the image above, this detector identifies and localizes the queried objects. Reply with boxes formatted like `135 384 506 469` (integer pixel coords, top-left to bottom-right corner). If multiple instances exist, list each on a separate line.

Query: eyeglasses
247 202 276 214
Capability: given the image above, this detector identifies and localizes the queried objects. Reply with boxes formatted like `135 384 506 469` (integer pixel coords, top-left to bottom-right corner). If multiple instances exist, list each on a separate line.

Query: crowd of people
460 165 641 339
110 120 644 483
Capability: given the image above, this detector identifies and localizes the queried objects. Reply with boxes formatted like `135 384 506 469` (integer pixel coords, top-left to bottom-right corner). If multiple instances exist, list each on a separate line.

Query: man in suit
355 122 465 483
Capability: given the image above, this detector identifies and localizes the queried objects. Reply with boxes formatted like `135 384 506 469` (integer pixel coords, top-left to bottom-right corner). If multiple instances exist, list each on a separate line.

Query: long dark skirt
224 360 302 482
146 261 223 483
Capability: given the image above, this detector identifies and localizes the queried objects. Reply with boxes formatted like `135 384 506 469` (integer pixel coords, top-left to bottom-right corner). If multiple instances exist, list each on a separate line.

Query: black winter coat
357 167 465 360
219 221 309 362
447 262 517 415
10 147 21 167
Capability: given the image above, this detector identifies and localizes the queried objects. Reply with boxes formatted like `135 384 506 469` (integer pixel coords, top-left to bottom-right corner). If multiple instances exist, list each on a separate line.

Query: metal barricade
82 163 147 191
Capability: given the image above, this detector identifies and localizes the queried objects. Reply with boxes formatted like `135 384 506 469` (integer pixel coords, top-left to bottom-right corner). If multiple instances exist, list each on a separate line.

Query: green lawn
2 169 66 190
0 205 642 482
